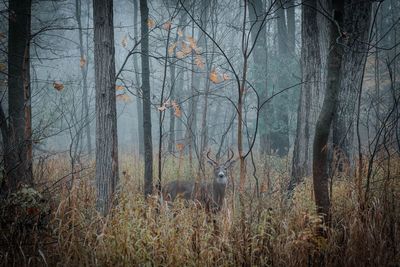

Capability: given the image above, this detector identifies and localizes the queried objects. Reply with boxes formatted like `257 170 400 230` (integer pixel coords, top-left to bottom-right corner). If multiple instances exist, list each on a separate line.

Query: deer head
206 148 236 185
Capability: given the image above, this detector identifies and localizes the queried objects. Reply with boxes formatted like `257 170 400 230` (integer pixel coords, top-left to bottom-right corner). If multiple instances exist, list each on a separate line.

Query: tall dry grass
0 154 399 266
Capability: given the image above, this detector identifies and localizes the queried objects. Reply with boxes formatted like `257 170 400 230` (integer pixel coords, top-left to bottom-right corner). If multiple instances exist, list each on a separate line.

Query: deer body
162 150 235 212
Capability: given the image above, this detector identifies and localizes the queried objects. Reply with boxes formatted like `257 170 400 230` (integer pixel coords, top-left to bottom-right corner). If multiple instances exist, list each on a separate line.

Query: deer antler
206 150 218 165
224 148 234 165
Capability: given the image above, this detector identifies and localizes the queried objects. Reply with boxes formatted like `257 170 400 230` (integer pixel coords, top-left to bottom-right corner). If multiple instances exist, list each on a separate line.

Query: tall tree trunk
332 0 372 174
93 0 119 215
133 0 144 158
168 11 187 154
5 0 32 192
273 4 290 156
75 0 92 156
140 0 153 197
289 0 321 192
248 0 268 155
313 0 345 223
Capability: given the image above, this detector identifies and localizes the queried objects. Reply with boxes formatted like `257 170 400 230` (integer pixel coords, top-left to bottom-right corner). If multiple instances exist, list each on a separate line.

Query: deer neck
212 180 226 207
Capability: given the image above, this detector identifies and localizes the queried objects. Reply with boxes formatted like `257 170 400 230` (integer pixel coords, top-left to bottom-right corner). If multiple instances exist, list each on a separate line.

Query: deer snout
218 172 225 178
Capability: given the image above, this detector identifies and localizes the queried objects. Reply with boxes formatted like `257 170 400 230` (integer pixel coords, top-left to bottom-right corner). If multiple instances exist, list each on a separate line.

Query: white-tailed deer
162 149 235 212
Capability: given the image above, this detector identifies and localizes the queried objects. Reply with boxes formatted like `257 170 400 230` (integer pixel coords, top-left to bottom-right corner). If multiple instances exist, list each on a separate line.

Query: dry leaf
171 100 181 117
194 55 205 69
187 36 197 49
168 42 177 56
0 63 6 71
53 81 64 91
181 42 192 55
209 69 220 84
116 94 132 103
223 73 230 81
177 28 183 37
176 143 185 152
176 51 185 59
147 18 155 29
115 85 124 91
121 35 128 48
163 21 172 30
0 32 5 40
79 57 86 68
158 105 167 112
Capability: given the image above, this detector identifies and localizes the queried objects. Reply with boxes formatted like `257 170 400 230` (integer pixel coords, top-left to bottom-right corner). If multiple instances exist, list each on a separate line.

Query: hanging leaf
187 36 197 50
176 51 185 59
79 57 86 68
158 105 167 112
194 55 205 69
168 42 177 56
0 32 5 40
53 81 64 91
121 35 128 48
116 94 132 103
223 73 230 81
209 69 220 84
163 21 172 31
115 85 124 91
147 18 155 29
176 143 185 152
181 42 191 55
171 100 181 117
177 28 183 37
0 63 6 71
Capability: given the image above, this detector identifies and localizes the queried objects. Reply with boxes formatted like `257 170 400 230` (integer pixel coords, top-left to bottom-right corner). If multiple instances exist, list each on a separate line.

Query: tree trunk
93 0 119 215
332 0 372 175
289 0 321 192
140 0 153 197
313 0 345 223
75 0 92 156
5 0 32 192
248 0 268 155
273 4 290 156
133 0 144 158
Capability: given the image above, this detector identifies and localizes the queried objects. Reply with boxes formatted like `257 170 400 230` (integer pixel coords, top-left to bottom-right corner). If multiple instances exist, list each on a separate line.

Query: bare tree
1 0 33 193
93 0 119 215
140 0 153 197
313 0 345 223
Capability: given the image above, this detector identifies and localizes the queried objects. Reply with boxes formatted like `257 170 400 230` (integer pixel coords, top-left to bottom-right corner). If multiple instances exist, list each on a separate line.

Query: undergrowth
0 155 399 266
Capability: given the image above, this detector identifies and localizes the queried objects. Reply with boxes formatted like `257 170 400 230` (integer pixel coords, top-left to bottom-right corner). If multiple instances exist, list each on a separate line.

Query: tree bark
140 0 153 197
75 0 92 156
93 0 119 215
332 0 372 174
289 0 321 192
133 0 144 158
248 0 268 155
313 0 345 223
5 0 32 192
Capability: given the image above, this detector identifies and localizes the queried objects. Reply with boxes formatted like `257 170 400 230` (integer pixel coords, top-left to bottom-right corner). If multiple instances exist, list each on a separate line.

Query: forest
0 0 399 266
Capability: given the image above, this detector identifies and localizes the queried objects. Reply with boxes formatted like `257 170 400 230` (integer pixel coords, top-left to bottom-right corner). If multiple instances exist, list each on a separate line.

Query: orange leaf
209 69 220 84
147 18 155 29
187 36 197 50
176 51 185 59
176 143 185 152
158 105 167 112
168 42 177 56
53 81 64 91
79 57 86 68
181 42 191 55
177 28 183 37
115 85 124 91
171 100 181 117
116 94 132 103
194 55 205 69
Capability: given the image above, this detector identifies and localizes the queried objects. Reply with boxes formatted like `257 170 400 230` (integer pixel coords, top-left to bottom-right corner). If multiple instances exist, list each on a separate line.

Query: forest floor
0 154 399 266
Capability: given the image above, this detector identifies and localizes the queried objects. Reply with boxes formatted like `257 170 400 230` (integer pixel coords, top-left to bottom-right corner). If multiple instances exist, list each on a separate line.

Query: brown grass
1 155 399 266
